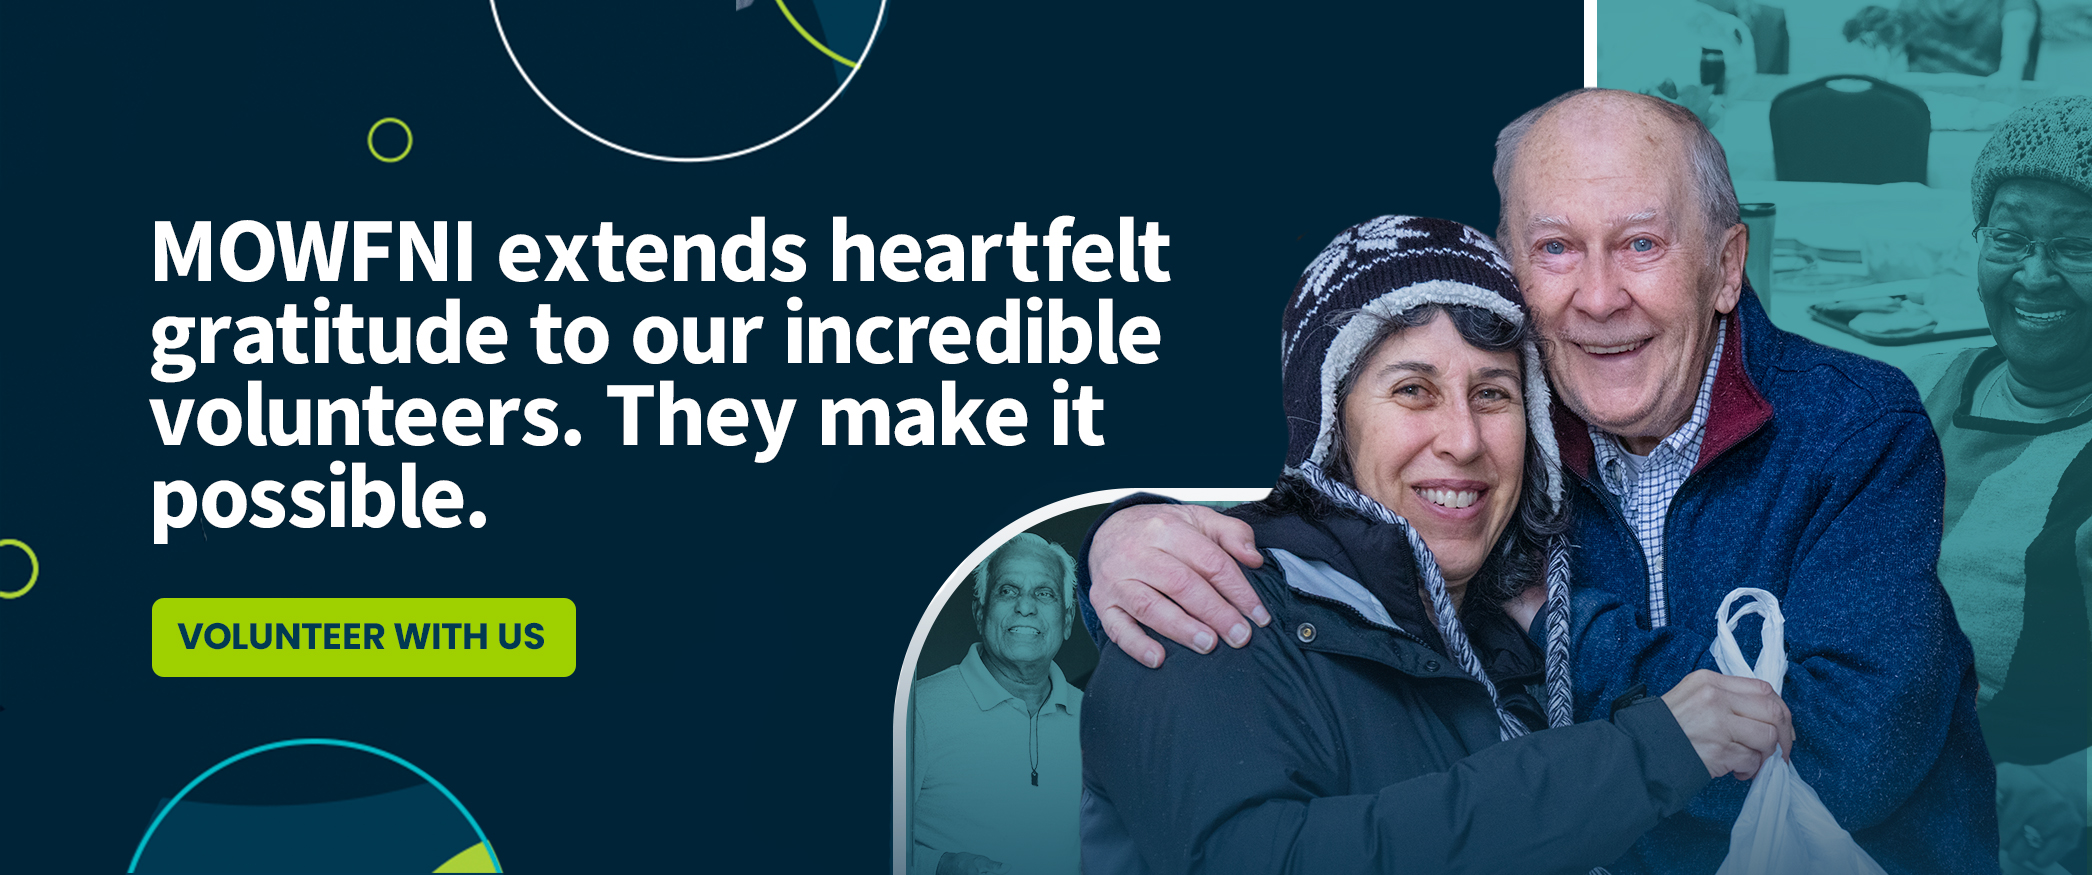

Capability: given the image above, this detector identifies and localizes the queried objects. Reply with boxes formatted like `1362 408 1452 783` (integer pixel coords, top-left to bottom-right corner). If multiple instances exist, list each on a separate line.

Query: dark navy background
1 1 1576 869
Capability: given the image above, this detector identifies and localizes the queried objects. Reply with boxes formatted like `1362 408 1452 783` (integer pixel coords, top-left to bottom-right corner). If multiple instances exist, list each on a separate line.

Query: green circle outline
366 117 413 163
0 539 38 599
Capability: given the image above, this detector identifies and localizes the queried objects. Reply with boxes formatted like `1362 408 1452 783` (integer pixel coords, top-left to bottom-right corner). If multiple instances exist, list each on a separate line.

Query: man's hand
936 851 1007 875
1659 669 1795 781
1997 760 2086 871
1090 503 1268 668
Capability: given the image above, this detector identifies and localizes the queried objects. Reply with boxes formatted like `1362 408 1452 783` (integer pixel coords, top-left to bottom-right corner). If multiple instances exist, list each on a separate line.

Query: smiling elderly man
911 533 1083 875
1077 89 1995 873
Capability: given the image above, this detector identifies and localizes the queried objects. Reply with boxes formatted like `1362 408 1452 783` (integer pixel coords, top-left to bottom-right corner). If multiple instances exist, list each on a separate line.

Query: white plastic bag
1709 587 1887 875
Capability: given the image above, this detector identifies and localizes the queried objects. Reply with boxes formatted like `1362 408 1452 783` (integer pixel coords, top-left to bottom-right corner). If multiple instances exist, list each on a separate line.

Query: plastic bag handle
1711 587 1788 695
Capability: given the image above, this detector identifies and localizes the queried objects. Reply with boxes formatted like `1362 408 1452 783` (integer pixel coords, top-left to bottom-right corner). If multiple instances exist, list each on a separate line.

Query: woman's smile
1412 480 1489 516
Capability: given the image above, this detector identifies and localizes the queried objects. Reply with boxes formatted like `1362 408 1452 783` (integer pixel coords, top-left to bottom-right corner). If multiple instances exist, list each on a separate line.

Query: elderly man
911 533 1083 875
1080 89 1995 873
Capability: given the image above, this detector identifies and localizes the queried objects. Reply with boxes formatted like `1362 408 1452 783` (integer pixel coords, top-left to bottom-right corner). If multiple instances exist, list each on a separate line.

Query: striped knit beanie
1972 96 2092 224
1280 215 1574 733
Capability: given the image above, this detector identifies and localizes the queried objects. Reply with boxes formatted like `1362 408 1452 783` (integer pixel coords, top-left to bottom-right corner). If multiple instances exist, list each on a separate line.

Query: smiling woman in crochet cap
1078 216 1786 875
1902 95 2092 874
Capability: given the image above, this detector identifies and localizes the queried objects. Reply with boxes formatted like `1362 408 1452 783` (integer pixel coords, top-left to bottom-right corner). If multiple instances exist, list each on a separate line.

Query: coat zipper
1579 476 1656 616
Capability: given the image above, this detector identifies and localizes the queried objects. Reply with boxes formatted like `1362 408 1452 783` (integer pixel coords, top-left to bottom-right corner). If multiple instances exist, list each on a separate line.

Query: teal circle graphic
127 738 501 873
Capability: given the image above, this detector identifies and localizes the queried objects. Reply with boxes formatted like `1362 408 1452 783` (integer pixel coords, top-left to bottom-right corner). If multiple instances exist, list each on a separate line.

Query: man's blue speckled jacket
1558 291 1995 875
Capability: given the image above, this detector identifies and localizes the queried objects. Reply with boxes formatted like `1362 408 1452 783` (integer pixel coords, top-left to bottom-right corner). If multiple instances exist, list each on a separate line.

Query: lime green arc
434 842 498 873
0 539 36 599
776 0 857 68
367 117 413 163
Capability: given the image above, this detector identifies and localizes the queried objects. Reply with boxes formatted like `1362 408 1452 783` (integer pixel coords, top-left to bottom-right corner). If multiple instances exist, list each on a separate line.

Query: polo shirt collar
957 642 1078 715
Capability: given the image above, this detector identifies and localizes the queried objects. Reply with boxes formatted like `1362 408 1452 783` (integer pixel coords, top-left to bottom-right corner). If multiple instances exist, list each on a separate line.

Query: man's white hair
973 532 1077 614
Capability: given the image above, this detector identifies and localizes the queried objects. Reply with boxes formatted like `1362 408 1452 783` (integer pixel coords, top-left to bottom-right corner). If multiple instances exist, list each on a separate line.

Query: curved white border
889 487 1272 875
488 0 887 163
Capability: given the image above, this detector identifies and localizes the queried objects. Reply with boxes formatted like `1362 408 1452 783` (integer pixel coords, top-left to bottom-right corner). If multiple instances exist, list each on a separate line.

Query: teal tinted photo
1601 5 2092 872
907 516 1099 875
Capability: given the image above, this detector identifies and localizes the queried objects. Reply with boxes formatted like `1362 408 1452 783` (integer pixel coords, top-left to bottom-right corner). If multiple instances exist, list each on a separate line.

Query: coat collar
1553 287 1776 482
1233 503 1543 684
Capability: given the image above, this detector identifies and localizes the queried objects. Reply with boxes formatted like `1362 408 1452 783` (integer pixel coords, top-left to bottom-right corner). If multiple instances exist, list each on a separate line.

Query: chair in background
1769 75 1930 184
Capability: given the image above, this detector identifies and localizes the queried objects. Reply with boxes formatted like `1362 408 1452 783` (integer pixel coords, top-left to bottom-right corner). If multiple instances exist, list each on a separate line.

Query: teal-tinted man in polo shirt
910 533 1083 875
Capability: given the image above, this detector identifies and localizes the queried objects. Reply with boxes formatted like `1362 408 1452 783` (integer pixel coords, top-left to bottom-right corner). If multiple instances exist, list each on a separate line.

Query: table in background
1765 281 1988 376
1737 179 1994 377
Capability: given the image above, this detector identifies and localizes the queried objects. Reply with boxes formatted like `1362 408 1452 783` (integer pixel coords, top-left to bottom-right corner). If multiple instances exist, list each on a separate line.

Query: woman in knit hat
1903 95 2092 873
1079 216 1774 874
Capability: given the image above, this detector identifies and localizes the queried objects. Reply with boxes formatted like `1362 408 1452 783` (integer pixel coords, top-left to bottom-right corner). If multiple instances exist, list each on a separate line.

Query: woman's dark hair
1259 303 1568 607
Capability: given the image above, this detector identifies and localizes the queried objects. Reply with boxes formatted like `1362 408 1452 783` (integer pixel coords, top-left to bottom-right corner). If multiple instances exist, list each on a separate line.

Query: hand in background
937 851 1008 875
1644 79 1724 130
1998 756 2088 872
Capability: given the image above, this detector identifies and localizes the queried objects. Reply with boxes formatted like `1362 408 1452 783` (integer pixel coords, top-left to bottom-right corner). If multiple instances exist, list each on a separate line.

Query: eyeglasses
1973 226 2092 274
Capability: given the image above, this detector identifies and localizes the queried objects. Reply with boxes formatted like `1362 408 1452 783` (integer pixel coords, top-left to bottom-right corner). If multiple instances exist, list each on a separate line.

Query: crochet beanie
1972 96 2092 224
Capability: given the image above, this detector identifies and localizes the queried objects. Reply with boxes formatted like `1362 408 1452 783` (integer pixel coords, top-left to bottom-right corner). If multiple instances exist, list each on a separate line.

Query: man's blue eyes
1541 239 1655 254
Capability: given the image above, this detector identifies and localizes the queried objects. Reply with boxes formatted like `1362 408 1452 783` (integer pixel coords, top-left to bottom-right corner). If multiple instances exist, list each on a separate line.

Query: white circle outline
487 0 886 163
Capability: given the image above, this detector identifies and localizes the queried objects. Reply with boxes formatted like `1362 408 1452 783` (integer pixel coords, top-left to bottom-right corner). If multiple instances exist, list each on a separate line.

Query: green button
152 598 575 677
